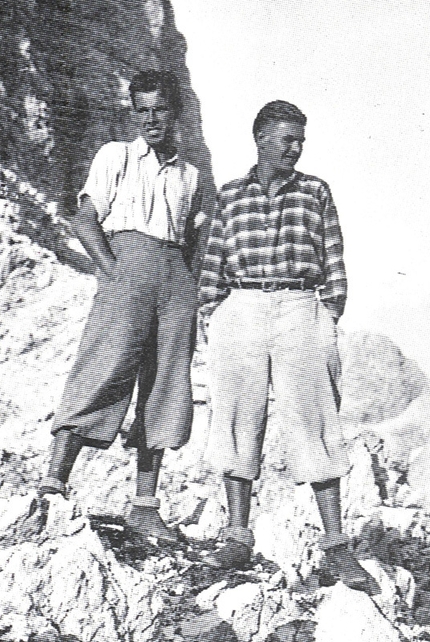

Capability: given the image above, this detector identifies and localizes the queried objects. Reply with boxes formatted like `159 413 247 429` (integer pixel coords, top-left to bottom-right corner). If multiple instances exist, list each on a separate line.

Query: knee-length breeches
52 231 198 450
206 289 350 484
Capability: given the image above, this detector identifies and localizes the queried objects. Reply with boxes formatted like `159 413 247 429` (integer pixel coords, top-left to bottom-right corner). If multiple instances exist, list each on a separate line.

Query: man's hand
198 311 210 344
198 302 222 344
98 255 117 279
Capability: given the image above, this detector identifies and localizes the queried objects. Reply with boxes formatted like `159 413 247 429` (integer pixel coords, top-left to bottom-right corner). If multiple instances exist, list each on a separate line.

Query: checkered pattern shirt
199 166 347 319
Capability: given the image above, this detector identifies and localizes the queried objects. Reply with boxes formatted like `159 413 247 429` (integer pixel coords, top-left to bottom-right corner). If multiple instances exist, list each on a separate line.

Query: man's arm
183 185 209 281
73 142 127 276
320 184 347 321
198 195 227 313
72 196 117 277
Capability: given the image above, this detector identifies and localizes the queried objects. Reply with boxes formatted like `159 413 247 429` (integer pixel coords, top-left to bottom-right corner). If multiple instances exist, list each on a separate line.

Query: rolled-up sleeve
319 184 347 319
198 195 227 307
77 142 125 223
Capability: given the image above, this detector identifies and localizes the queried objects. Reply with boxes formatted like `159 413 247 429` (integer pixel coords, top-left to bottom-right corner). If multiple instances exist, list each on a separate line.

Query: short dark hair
252 100 307 140
129 70 183 118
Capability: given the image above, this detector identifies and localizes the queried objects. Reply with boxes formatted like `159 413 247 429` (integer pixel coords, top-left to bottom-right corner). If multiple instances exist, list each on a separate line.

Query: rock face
0 497 160 642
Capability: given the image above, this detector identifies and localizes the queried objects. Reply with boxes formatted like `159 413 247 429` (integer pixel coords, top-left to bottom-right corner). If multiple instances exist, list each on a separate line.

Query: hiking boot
203 526 254 570
321 534 380 595
125 495 179 544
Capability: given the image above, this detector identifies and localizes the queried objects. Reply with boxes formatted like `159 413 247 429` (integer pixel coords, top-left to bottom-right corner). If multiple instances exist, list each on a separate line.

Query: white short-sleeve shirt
78 136 202 243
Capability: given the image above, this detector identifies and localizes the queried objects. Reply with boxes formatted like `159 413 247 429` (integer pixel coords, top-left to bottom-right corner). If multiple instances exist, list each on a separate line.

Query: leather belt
228 278 320 292
104 230 182 249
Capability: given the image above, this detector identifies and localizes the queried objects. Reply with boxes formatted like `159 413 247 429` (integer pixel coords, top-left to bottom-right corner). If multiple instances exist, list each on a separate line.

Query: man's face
134 89 175 148
257 120 305 175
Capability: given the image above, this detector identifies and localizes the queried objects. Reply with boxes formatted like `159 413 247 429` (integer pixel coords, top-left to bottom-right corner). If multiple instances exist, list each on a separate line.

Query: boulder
0 496 160 642
315 582 401 642
339 332 427 424
216 583 263 641
361 392 430 473
407 441 430 513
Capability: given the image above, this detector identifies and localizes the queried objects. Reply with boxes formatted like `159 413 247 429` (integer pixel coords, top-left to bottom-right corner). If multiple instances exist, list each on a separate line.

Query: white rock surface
407 439 430 512
1 234 430 640
216 583 262 621
217 583 263 641
0 504 159 642
196 580 228 611
315 582 401 642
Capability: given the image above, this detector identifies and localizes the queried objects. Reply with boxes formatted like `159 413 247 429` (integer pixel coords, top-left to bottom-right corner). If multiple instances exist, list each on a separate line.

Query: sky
173 0 430 373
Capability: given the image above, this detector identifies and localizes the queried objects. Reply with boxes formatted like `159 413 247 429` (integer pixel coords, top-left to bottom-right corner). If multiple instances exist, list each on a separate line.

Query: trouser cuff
222 526 255 549
132 495 161 509
319 532 349 551
39 476 66 496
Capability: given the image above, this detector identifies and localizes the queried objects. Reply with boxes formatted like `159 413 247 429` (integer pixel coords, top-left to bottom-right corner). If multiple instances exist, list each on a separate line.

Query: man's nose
290 140 302 153
146 108 158 122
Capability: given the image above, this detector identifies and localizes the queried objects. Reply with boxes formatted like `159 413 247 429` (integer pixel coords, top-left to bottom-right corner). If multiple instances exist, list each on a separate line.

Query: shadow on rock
0 496 49 548
355 517 430 626
267 620 316 642
30 634 81 642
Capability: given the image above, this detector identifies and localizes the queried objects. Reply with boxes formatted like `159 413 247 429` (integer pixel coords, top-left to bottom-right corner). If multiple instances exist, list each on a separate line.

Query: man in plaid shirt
199 100 378 594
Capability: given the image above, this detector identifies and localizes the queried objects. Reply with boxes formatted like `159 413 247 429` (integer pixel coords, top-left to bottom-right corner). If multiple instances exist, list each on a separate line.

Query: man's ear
256 130 267 151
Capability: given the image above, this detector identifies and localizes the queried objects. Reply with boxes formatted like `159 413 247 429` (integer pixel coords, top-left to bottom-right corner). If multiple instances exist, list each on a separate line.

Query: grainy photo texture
0 1 429 641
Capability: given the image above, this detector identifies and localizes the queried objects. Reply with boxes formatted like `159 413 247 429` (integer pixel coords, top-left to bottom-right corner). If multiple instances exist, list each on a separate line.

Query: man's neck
151 141 177 165
256 163 294 196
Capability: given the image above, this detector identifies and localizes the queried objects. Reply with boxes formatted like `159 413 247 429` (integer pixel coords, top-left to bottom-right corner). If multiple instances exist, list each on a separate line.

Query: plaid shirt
199 166 347 319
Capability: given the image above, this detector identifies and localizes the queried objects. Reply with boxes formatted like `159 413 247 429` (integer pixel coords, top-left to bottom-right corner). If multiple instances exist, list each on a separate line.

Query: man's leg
39 233 159 498
267 294 380 593
313 477 379 594
225 475 252 528
39 429 83 496
312 477 342 535
203 291 268 569
205 474 255 568
125 430 178 542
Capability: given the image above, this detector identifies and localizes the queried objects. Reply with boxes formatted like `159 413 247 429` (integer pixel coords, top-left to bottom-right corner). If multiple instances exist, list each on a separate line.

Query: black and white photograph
0 1 429 640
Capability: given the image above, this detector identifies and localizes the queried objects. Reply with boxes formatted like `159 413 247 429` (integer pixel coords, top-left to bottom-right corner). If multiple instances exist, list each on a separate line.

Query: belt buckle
262 280 276 292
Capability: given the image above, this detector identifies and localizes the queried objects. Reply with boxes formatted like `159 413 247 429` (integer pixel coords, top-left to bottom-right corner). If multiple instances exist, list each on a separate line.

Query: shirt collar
245 165 298 191
132 136 178 165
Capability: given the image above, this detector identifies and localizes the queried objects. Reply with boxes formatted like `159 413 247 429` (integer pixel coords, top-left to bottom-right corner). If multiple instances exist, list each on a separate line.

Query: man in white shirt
39 70 204 543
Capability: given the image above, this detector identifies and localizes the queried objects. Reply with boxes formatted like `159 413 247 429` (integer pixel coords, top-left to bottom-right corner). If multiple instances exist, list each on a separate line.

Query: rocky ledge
2 233 430 641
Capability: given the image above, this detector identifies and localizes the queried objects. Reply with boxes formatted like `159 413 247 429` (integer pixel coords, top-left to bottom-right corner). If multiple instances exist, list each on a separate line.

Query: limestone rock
377 506 420 537
342 440 382 525
0 495 161 641
395 566 416 610
407 440 430 512
362 392 430 474
196 581 228 611
267 620 316 642
216 583 263 642
339 332 426 424
315 582 401 642
0 214 428 642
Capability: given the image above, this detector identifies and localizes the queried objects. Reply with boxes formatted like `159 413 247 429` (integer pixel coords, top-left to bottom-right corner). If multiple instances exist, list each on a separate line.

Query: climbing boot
126 495 179 543
320 533 381 595
203 526 254 569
